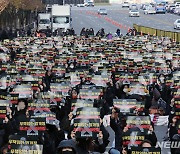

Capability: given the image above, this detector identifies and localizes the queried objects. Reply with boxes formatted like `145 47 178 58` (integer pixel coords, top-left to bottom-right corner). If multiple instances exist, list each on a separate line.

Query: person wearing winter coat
104 81 116 107
110 107 125 152
66 120 110 153
80 28 86 36
43 70 54 92
96 28 105 38
0 29 9 41
169 116 179 154
115 29 121 37
43 124 65 154
89 28 94 36
57 139 77 154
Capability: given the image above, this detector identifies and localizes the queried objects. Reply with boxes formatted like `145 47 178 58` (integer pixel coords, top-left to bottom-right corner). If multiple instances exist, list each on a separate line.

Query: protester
106 33 113 40
27 27 32 37
0 29 179 154
57 139 76 154
115 29 121 37
46 26 52 37
0 29 9 41
69 28 75 36
35 30 41 37
96 28 105 37
89 28 94 36
80 27 86 36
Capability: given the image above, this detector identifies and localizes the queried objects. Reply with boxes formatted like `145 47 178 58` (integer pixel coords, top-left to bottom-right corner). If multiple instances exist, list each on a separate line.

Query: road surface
71 4 180 35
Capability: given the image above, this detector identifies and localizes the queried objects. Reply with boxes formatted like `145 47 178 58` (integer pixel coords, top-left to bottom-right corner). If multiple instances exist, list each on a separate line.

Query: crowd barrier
133 24 180 42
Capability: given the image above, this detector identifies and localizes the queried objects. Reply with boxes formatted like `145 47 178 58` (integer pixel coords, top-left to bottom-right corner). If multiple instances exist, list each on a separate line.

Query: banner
75 107 100 119
8 135 39 145
79 89 102 99
0 100 10 106
73 118 100 138
11 85 32 98
41 92 63 106
130 147 161 154
126 116 151 133
8 144 43 154
0 106 6 123
18 117 46 135
122 129 145 147
113 99 144 115
9 94 19 104
71 99 94 111
150 115 169 126
50 83 70 96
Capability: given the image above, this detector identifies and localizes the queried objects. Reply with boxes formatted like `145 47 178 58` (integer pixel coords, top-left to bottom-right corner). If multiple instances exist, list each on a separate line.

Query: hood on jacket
57 139 76 153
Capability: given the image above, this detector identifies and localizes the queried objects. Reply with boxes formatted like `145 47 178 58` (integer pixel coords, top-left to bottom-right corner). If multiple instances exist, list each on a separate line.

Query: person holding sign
110 107 125 152
123 118 157 147
10 99 28 133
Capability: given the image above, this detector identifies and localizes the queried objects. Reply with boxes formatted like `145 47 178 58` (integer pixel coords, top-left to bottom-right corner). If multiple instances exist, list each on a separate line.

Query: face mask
159 77 164 83
62 151 74 154
123 88 128 93
70 65 74 69
160 77 164 80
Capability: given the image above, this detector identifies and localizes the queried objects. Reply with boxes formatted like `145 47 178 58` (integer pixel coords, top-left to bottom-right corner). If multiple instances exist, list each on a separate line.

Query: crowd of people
0 28 30 41
0 26 138 41
0 31 179 154
41 27 134 38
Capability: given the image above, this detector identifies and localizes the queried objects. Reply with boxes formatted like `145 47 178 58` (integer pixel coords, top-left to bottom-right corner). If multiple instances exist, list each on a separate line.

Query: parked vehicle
38 13 51 30
174 19 180 29
51 5 71 33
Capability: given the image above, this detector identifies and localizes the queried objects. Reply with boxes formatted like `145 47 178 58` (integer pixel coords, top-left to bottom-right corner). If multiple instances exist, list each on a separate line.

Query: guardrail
133 24 180 42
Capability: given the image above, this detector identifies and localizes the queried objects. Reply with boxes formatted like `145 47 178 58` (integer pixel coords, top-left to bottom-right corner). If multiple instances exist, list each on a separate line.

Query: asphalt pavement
71 4 180 35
